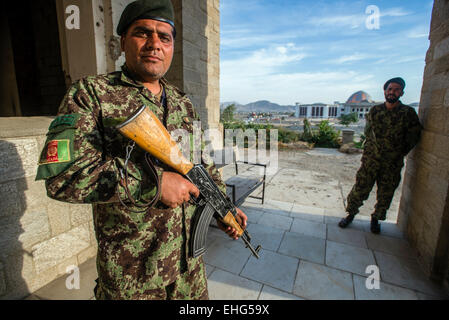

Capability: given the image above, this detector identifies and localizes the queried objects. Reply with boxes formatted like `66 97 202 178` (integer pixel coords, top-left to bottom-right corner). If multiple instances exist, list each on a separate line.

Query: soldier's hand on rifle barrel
160 171 200 208
217 208 248 240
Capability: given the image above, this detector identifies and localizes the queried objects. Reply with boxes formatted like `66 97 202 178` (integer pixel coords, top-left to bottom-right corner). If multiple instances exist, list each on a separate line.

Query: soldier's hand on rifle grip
160 171 200 208
218 208 248 240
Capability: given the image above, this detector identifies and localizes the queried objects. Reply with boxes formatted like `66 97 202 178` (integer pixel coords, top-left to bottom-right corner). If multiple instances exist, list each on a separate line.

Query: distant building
294 102 339 119
295 90 380 120
339 91 378 119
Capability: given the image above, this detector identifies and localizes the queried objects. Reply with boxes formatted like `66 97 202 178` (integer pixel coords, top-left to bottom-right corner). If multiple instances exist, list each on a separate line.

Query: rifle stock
117 105 261 258
117 105 194 175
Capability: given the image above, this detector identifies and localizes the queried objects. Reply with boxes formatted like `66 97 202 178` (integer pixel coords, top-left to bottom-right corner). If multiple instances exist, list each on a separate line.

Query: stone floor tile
265 199 294 212
293 260 354 300
323 209 346 217
259 285 304 300
374 251 447 297
325 241 376 276
207 225 230 240
291 204 325 215
327 224 368 248
324 215 370 232
324 211 371 231
290 211 324 223
261 199 292 217
245 223 285 252
353 274 419 300
290 218 326 239
204 236 251 274
258 212 293 231
262 208 291 217
278 232 325 264
241 206 264 224
375 221 404 239
241 199 265 210
324 214 345 225
208 269 262 300
240 249 299 293
205 263 215 278
365 232 415 258
290 204 325 223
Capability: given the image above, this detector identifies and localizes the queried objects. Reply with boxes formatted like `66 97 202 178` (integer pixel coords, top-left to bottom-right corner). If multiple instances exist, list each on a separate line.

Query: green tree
339 112 359 127
220 104 236 122
301 118 314 142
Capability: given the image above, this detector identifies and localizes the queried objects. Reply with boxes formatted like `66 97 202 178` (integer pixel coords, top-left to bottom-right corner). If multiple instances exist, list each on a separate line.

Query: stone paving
205 198 447 300
25 149 448 300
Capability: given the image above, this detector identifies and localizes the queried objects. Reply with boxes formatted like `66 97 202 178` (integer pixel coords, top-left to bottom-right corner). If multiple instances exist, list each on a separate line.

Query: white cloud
221 44 307 78
407 26 430 39
380 7 412 18
221 29 299 49
305 6 411 30
307 14 365 29
327 53 371 64
221 65 377 105
395 55 425 64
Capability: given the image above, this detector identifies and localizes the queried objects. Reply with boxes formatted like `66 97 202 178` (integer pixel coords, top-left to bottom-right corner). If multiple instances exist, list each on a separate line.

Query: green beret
384 77 405 90
117 0 175 36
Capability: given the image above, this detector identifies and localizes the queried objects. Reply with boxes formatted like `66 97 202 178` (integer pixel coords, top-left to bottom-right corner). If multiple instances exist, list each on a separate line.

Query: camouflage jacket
36 65 225 299
363 102 422 164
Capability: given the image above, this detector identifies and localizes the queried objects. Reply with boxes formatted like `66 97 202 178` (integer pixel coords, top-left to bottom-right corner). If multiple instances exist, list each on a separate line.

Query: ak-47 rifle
116 105 261 259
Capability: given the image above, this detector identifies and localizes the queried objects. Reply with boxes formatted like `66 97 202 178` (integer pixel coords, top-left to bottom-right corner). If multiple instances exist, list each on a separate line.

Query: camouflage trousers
346 156 404 221
94 258 209 300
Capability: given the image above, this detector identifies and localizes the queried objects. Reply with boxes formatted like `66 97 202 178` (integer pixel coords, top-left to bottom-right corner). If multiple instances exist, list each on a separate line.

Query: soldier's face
384 83 404 103
121 19 174 82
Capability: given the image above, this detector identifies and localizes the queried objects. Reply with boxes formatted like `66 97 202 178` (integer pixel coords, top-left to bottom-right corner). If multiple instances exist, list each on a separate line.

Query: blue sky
219 0 434 105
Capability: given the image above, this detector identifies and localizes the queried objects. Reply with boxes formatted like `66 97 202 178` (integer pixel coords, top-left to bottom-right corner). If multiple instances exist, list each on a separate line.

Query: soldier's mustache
140 51 163 60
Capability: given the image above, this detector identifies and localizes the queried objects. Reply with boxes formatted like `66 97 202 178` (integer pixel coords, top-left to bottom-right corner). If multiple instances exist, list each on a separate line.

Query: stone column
166 0 222 150
398 0 449 287
323 105 329 119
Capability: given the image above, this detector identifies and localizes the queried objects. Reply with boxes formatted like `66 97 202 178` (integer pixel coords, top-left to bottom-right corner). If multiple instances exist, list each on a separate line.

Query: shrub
339 112 359 127
354 134 366 149
300 119 340 148
314 120 340 148
221 119 340 149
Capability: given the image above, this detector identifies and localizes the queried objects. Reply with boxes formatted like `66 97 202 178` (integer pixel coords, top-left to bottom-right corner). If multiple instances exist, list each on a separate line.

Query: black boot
338 214 355 228
370 217 381 234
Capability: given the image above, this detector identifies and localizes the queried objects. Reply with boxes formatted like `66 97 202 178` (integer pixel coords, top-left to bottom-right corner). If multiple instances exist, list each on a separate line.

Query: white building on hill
295 91 380 120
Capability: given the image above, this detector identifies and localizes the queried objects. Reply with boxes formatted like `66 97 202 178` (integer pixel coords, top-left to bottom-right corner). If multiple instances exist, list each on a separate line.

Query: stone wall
0 118 97 299
0 0 222 299
398 0 449 288
166 0 223 150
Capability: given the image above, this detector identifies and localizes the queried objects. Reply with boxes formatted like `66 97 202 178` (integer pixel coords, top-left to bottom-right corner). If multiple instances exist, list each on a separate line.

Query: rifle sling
119 152 161 213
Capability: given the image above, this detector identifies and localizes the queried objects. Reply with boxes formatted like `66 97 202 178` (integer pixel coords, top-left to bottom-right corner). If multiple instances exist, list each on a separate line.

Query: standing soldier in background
338 77 422 234
35 0 247 300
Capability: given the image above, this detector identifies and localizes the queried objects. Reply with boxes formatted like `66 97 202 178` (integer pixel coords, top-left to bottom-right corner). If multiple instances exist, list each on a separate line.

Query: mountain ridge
220 100 296 113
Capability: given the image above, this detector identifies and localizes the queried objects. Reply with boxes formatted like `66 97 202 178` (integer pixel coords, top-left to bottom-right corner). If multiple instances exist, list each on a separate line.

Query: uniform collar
116 64 186 114
119 64 174 93
383 100 403 111
119 64 144 88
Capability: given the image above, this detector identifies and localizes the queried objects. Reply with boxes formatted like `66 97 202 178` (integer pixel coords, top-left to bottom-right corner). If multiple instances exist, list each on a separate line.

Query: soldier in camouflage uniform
338 77 422 234
35 0 247 300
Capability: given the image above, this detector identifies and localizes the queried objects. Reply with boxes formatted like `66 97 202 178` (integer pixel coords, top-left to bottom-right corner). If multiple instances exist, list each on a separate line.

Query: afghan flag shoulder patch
39 139 71 165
